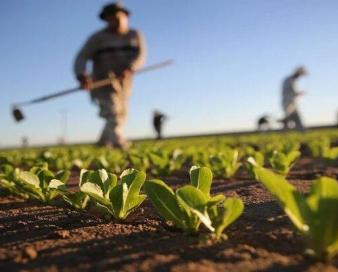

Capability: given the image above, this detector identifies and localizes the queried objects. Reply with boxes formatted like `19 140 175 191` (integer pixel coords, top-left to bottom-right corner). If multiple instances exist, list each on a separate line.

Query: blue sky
0 0 337 147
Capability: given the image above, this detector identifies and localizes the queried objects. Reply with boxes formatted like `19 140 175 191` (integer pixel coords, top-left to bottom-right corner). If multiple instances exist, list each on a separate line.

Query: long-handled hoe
12 60 173 122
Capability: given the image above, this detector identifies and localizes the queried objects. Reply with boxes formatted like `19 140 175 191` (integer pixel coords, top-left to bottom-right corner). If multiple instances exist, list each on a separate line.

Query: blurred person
281 66 307 131
257 115 272 131
153 110 167 139
74 2 146 148
21 137 29 148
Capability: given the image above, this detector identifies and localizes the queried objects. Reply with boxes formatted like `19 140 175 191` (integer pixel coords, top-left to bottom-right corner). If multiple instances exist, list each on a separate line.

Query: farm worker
153 110 167 140
281 66 307 131
74 2 146 148
257 115 271 131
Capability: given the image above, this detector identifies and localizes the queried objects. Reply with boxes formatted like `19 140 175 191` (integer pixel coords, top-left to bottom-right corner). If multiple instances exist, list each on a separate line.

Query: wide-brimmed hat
99 2 130 20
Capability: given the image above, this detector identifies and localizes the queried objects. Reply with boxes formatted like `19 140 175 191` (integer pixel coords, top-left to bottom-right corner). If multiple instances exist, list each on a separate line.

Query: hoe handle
24 87 81 105
16 60 173 107
90 59 174 90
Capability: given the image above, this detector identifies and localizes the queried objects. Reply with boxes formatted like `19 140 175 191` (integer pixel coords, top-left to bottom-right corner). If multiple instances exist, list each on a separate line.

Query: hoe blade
12 108 25 122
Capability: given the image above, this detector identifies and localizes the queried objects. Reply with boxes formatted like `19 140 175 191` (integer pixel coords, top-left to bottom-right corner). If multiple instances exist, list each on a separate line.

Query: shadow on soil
0 199 315 271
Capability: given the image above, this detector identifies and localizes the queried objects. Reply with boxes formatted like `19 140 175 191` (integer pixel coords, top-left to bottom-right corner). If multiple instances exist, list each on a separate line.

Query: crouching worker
74 2 146 148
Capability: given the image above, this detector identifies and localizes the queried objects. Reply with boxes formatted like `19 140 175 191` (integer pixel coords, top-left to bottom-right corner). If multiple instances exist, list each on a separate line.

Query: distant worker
74 2 146 148
153 110 167 139
281 66 307 131
257 115 271 131
21 137 29 148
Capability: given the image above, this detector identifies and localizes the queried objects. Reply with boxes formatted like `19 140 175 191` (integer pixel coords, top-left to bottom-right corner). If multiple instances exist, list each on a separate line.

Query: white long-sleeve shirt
282 76 300 114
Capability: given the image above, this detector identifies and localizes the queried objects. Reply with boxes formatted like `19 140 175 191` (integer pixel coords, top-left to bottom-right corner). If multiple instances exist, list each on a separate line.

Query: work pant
284 110 304 131
92 76 132 147
154 123 162 139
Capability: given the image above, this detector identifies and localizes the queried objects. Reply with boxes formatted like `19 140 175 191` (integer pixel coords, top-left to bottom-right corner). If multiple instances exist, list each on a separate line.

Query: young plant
128 152 150 172
307 138 330 158
281 141 300 155
322 147 338 162
14 164 70 203
144 166 244 239
0 164 28 198
1 163 70 202
72 156 93 170
243 151 264 179
268 150 300 175
37 151 73 170
307 138 338 162
79 168 146 220
170 149 187 172
248 158 338 260
48 180 90 210
209 149 241 178
149 149 187 176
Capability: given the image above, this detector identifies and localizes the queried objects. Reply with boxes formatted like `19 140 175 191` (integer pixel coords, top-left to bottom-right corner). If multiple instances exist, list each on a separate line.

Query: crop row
0 159 337 260
1 136 337 179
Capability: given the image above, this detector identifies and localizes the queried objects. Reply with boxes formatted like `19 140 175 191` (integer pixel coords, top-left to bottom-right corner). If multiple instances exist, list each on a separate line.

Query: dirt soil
0 158 337 272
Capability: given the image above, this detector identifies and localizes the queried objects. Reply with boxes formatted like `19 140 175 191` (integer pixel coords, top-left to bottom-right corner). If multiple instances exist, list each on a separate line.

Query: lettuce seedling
37 151 73 170
170 149 187 172
308 138 330 158
149 149 187 176
268 150 300 176
72 156 93 170
0 164 29 198
243 151 264 179
128 152 150 172
209 149 241 178
190 166 244 239
145 166 244 239
281 141 300 155
248 158 338 260
322 147 338 162
13 164 70 203
79 168 146 220
48 179 90 210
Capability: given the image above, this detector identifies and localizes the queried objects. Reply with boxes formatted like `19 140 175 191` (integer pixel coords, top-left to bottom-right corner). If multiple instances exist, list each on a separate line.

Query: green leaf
19 171 40 188
144 179 186 229
190 166 213 197
176 185 208 209
269 150 300 175
79 169 89 187
253 166 310 232
306 177 338 259
176 185 214 231
286 150 301 166
307 177 338 201
122 170 146 211
80 182 110 206
80 169 116 199
63 192 90 210
213 198 244 239
110 183 127 219
103 173 117 199
55 170 70 183
49 179 67 192
124 194 147 218
0 178 22 196
17 171 45 201
208 194 225 208
98 169 109 184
